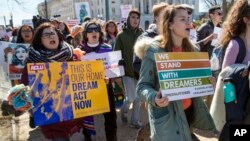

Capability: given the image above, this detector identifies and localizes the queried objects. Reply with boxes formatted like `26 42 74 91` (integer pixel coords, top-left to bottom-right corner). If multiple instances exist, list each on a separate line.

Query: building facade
38 0 88 22
37 0 199 29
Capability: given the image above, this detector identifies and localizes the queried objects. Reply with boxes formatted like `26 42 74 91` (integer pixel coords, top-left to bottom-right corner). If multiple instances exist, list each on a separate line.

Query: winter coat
114 25 143 78
21 42 84 139
136 40 216 141
197 20 220 57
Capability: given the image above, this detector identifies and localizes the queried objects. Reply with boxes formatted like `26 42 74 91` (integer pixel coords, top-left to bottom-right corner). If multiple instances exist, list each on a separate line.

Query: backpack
210 37 246 79
216 64 250 141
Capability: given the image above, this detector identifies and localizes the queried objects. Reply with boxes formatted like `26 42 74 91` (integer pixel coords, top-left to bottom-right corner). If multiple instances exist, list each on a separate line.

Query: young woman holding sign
79 19 117 141
21 23 84 141
136 5 216 141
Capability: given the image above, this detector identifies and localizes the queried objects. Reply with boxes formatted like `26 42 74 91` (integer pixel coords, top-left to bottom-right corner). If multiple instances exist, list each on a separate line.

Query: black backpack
211 37 246 79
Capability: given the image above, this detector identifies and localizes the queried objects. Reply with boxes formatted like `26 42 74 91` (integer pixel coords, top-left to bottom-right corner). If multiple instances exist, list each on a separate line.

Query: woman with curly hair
221 0 250 69
214 1 250 141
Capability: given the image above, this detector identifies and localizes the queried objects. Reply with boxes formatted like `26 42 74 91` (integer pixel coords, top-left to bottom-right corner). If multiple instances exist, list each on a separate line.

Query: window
112 8 115 13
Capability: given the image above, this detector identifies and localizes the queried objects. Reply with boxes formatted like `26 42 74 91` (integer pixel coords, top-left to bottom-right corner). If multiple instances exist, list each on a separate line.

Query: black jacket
133 27 158 80
197 20 220 57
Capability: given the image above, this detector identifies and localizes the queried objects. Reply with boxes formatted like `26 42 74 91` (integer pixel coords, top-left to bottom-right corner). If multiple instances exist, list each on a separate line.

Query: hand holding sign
155 91 169 107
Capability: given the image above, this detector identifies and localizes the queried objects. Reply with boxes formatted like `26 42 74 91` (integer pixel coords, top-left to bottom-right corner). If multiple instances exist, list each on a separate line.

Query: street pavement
0 103 218 141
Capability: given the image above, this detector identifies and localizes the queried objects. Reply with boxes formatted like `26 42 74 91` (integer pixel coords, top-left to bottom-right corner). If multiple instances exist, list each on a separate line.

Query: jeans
121 76 141 124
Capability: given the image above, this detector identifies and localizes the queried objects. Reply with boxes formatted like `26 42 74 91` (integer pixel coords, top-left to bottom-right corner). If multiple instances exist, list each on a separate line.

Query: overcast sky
0 0 43 27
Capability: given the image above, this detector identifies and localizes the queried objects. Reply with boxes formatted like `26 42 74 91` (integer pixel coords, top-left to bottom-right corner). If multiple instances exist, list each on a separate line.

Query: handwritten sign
211 27 222 46
83 51 125 78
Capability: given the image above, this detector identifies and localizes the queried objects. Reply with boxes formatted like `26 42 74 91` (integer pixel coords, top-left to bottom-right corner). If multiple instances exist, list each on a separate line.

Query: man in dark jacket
197 6 222 58
114 9 143 128
133 3 169 77
197 6 222 110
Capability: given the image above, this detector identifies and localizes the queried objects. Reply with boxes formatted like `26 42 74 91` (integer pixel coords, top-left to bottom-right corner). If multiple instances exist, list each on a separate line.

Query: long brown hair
220 0 250 47
16 25 34 43
157 5 194 52
105 20 118 37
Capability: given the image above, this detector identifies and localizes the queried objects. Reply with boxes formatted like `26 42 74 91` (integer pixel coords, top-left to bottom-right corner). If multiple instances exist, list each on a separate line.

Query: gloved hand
118 59 126 67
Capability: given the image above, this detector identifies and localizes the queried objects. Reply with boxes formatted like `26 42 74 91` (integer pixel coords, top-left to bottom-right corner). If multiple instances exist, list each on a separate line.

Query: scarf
27 42 73 63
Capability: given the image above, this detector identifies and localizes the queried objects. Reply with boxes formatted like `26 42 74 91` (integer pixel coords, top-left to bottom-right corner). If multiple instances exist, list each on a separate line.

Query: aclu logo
30 64 44 71
230 125 250 141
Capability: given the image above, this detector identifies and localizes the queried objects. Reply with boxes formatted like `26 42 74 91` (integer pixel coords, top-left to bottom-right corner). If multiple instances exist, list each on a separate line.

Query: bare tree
13 0 24 5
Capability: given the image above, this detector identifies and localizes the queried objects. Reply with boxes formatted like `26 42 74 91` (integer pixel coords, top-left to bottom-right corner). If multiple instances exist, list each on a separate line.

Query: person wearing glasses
16 25 34 44
197 6 222 58
4 25 33 86
21 23 85 141
78 19 117 141
197 6 222 110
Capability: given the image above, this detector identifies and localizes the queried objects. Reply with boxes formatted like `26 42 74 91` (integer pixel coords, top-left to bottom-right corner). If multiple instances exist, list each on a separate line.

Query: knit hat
70 25 83 38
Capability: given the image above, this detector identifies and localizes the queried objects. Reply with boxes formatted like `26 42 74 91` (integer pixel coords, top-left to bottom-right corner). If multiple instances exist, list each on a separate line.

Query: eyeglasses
42 32 56 39
214 12 222 16
21 30 32 34
86 27 100 33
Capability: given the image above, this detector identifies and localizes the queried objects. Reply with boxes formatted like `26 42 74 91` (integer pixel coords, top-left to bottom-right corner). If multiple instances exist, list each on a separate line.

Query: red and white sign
67 20 79 27
30 64 45 71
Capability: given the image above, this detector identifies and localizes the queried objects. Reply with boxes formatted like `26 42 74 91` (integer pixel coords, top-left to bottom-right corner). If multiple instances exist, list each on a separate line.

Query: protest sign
22 19 33 27
0 64 12 100
155 52 214 101
7 43 29 80
189 29 197 43
120 5 132 19
82 51 125 78
211 27 222 46
75 2 91 23
0 41 11 73
27 61 110 126
0 41 29 79
0 29 7 38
